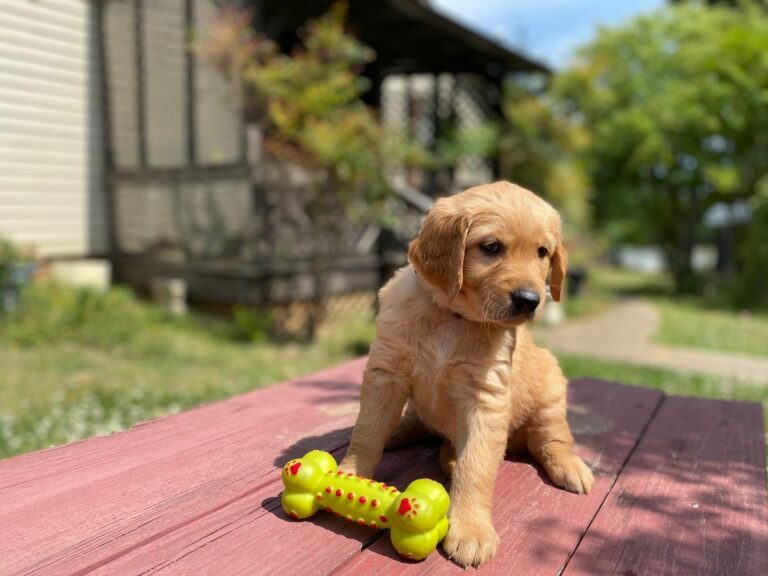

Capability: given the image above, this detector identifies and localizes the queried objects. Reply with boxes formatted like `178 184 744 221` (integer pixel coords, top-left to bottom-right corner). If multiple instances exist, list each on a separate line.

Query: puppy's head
408 181 567 326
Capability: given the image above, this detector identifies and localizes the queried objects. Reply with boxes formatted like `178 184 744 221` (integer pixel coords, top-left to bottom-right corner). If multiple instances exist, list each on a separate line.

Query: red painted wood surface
563 396 768 576
332 380 663 576
0 359 367 576
1 358 766 576
91 446 446 576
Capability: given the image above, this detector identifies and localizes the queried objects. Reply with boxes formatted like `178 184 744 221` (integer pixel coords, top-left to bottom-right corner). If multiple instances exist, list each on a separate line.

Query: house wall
0 0 107 257
103 0 243 171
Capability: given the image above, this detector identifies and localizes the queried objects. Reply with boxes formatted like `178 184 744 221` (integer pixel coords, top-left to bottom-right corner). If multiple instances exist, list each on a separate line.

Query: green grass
563 266 672 319
654 300 768 358
0 281 375 459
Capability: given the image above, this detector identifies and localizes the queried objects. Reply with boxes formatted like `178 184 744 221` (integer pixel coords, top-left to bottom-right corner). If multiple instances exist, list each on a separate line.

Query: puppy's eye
537 246 549 258
480 241 501 256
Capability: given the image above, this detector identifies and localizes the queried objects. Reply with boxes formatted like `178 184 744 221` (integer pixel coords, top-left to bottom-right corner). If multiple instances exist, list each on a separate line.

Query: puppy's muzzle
510 289 540 316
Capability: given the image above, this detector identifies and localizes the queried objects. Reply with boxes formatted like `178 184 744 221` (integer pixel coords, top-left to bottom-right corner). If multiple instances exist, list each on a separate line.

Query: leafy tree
197 3 405 216
197 3 427 338
556 2 768 293
499 76 593 265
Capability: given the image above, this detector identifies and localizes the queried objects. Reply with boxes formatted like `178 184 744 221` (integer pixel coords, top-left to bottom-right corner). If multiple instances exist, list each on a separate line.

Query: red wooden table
1 358 766 576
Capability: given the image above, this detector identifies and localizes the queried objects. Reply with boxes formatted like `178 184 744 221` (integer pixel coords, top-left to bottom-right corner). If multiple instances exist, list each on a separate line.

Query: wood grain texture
563 396 768 576
330 380 663 576
3 362 765 576
0 358 366 576
89 445 444 576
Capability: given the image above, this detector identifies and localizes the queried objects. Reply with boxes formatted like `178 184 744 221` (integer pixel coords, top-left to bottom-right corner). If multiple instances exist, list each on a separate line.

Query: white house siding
0 0 106 257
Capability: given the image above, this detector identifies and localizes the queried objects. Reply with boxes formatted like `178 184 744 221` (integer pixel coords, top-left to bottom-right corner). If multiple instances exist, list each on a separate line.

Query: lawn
0 281 374 459
654 300 768 358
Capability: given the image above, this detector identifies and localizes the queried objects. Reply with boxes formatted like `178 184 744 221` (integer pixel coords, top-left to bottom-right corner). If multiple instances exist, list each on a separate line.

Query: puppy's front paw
442 516 499 567
545 453 594 494
338 456 377 479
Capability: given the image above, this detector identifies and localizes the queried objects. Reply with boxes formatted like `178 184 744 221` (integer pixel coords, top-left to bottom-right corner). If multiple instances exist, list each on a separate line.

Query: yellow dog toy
281 450 450 560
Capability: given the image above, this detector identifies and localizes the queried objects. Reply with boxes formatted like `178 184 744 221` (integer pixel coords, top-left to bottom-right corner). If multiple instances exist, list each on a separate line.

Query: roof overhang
258 0 549 78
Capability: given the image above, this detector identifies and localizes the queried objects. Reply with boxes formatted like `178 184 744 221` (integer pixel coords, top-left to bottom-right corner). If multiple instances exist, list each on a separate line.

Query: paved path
534 299 768 385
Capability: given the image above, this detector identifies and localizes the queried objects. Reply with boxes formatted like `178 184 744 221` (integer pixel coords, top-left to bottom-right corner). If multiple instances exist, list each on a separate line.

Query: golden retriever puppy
340 181 593 567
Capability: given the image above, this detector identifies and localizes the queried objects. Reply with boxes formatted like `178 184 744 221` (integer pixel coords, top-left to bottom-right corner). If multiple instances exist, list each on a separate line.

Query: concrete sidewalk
534 299 768 385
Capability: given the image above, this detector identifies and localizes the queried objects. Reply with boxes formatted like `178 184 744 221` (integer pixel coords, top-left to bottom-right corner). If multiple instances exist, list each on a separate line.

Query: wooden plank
87 445 443 576
563 396 768 576
85 379 661 576
0 358 367 576
331 380 663 575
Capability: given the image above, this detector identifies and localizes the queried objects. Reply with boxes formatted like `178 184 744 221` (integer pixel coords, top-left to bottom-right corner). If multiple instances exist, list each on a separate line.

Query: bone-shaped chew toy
281 450 450 560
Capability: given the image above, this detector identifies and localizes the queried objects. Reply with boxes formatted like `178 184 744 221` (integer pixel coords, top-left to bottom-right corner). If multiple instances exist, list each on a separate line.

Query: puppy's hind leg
339 366 408 478
439 440 456 478
386 404 439 450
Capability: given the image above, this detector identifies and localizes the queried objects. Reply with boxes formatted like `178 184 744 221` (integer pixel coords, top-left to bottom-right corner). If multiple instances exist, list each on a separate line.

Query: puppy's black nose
511 289 540 313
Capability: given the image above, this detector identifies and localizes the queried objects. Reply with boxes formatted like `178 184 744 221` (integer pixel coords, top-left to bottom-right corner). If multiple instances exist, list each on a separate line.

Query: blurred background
1 0 766 459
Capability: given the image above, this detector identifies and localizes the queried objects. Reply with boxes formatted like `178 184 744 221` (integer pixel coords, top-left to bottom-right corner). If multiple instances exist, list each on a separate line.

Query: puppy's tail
385 405 440 450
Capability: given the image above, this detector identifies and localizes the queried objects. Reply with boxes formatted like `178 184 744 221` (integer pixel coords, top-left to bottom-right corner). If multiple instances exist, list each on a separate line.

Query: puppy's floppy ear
549 239 568 302
408 198 472 302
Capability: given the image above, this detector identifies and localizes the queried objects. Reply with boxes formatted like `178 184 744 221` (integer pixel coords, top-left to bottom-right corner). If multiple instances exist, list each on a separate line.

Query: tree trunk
669 187 701 294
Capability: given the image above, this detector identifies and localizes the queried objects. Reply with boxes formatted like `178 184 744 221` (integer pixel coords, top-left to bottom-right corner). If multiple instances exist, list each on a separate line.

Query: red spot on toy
379 514 388 523
371 499 378 508
347 472 354 476
316 494 323 501
398 498 412 515
381 483 388 489
325 506 333 513
347 492 355 500
325 486 332 493
358 519 366 526
370 521 378 529
289 462 302 475
337 471 344 476
288 511 299 519
359 496 367 504
335 489 343 497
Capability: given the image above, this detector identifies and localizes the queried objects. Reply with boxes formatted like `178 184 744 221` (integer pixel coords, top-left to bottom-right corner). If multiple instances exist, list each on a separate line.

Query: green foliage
0 238 33 287
498 76 594 264
0 281 156 348
735 189 768 307
198 2 414 218
232 305 272 342
433 121 501 169
556 2 768 294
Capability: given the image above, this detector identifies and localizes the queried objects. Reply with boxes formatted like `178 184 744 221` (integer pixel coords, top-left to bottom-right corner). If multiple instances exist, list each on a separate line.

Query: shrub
232 305 272 342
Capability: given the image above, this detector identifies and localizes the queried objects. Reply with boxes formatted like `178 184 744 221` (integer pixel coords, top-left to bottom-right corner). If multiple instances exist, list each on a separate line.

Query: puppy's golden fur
340 181 593 567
